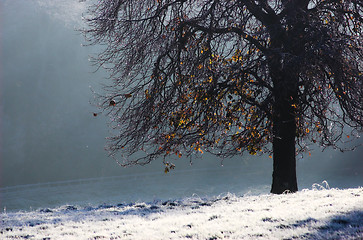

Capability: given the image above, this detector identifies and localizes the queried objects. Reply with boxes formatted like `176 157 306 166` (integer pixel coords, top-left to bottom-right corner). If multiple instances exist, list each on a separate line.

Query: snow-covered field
1 185 362 240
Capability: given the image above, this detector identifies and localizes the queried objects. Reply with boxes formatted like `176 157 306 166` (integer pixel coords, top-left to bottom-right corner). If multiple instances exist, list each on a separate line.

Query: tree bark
271 97 298 194
270 73 298 194
267 1 307 193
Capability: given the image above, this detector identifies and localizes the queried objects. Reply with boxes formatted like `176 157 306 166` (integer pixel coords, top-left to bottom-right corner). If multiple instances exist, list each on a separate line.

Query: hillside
1 184 362 239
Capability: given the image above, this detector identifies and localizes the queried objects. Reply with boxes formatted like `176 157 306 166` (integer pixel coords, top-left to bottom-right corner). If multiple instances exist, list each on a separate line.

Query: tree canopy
84 0 363 192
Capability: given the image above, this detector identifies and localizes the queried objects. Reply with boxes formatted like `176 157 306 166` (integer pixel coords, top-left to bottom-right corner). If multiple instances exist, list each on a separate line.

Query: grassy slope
1 187 363 239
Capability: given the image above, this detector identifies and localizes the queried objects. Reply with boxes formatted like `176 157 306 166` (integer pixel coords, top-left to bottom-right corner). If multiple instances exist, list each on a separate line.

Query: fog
0 0 362 211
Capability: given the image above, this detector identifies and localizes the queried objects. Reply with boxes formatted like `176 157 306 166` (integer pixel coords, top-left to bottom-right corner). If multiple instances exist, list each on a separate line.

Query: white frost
1 187 363 239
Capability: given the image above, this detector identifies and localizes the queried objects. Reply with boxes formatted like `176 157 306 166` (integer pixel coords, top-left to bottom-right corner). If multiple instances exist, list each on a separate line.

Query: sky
0 0 362 199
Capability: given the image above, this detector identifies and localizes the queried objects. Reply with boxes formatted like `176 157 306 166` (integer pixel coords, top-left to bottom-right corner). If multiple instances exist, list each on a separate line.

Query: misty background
0 0 362 211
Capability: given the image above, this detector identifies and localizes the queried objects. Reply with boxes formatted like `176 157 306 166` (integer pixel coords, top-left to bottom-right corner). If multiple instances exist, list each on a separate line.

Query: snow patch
1 187 362 239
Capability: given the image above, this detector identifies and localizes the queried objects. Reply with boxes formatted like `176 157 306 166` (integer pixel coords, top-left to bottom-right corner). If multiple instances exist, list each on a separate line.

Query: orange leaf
109 100 116 106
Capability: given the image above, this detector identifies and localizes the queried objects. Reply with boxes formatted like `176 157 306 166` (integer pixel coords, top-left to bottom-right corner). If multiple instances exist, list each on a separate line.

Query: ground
1 185 363 239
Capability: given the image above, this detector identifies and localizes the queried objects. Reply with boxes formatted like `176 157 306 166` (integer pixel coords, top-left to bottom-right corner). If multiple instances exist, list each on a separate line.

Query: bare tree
83 0 363 194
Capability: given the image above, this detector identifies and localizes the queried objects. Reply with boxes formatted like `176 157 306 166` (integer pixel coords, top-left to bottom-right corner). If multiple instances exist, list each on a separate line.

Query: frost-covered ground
1 185 363 240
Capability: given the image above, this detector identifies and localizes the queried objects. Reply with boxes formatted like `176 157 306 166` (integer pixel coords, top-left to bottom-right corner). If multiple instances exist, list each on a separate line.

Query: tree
83 0 363 194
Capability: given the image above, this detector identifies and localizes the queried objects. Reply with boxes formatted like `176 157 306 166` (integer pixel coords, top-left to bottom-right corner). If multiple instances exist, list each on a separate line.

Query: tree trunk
267 19 300 193
270 86 298 194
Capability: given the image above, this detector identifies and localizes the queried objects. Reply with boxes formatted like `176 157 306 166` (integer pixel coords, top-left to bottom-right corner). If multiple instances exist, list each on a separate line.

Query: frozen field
2 162 361 213
0 164 272 212
1 186 362 240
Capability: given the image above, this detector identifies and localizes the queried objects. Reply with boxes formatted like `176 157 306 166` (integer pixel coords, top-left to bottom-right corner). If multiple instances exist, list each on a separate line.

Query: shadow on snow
282 210 363 239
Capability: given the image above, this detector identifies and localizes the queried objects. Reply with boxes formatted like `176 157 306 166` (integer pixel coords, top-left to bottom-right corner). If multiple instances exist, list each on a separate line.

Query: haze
0 0 362 211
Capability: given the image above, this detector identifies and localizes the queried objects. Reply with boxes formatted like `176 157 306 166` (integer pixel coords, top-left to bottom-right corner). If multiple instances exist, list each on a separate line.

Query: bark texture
271 93 298 194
